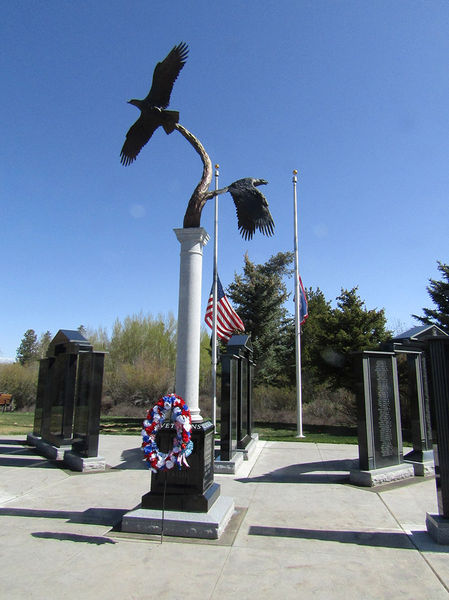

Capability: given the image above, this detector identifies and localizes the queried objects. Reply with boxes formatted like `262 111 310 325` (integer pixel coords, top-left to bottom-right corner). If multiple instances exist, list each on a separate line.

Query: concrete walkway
1 434 448 599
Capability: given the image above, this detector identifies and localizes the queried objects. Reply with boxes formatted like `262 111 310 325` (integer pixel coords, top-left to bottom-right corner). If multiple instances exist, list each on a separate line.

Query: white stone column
174 227 210 423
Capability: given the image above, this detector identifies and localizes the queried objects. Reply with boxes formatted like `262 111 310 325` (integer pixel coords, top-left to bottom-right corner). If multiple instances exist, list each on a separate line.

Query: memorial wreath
141 393 193 472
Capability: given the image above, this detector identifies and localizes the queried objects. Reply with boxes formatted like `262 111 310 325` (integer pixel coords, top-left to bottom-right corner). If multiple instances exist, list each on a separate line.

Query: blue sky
2 0 448 361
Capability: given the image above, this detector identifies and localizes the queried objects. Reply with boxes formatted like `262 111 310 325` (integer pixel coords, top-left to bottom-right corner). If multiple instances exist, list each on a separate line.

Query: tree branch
174 123 213 228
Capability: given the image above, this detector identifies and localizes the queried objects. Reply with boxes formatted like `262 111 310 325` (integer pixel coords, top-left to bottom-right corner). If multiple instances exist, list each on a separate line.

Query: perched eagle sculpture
120 42 189 166
221 178 275 240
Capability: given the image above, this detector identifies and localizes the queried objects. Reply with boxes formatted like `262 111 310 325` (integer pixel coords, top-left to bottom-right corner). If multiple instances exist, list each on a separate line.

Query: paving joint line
377 491 449 595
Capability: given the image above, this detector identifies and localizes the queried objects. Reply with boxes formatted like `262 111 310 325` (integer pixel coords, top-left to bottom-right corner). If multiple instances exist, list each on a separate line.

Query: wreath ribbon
141 393 193 472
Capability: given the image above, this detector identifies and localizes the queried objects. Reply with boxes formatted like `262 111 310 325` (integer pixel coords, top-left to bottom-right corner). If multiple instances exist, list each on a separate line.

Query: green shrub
104 357 174 410
303 384 356 427
0 362 38 410
251 382 356 426
252 385 296 423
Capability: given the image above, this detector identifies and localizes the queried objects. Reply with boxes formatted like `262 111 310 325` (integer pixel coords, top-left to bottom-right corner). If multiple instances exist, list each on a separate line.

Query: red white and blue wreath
141 393 193 472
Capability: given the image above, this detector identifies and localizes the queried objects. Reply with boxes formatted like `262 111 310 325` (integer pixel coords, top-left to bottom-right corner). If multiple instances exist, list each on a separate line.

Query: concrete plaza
1 434 448 599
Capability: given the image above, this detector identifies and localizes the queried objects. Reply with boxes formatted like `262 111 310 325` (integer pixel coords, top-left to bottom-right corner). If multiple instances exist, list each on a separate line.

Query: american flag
298 275 309 325
205 276 245 342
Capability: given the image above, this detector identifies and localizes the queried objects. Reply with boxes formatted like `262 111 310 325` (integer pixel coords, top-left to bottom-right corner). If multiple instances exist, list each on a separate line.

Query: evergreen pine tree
227 251 294 385
38 330 52 358
413 261 449 333
16 329 39 365
325 287 391 388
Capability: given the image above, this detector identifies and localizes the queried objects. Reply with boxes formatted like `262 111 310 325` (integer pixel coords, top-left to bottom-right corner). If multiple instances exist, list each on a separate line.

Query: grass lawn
0 413 142 437
255 423 358 444
0 411 34 435
0 412 358 443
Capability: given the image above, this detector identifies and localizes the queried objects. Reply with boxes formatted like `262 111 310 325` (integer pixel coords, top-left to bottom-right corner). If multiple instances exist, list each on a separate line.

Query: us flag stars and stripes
205 276 244 342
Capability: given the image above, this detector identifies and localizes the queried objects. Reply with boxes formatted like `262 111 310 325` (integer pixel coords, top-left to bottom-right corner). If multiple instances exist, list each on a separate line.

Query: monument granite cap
393 324 448 343
46 329 93 357
226 334 252 351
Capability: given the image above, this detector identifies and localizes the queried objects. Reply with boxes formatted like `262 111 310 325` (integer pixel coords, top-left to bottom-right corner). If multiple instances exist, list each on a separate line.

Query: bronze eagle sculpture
120 44 275 240
120 42 189 166
213 178 275 240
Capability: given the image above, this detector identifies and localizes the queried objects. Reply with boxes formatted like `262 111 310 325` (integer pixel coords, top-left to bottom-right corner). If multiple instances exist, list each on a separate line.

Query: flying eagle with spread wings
209 178 275 240
228 178 274 240
120 42 189 166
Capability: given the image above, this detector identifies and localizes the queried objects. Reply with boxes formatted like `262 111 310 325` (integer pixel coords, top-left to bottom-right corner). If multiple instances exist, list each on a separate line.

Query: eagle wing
120 115 159 166
145 42 189 109
228 179 275 240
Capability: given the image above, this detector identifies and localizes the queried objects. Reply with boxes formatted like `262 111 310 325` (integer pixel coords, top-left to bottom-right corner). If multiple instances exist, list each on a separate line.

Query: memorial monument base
239 433 259 461
405 459 435 477
404 449 435 476
63 451 106 473
142 481 220 512
350 463 414 487
26 433 41 447
214 434 259 474
426 513 449 545
121 495 235 539
27 433 106 471
27 434 70 461
214 452 244 475
141 421 217 512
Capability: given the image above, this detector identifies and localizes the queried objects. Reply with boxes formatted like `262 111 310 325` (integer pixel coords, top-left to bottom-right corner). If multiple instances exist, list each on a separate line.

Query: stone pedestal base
403 449 434 477
27 434 106 472
214 434 259 474
26 433 40 446
142 481 220 512
214 452 244 475
27 434 70 461
239 434 259 461
406 460 435 477
121 495 235 539
426 513 449 545
63 451 106 472
350 463 414 487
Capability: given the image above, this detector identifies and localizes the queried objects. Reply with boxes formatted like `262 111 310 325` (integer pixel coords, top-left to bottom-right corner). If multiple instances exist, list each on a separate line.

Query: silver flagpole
212 164 219 431
293 169 305 438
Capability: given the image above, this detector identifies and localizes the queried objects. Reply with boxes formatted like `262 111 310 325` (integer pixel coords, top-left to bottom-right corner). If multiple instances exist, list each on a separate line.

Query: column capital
174 227 210 247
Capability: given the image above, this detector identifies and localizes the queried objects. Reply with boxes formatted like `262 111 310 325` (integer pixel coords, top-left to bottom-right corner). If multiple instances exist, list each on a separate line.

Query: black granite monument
385 326 446 474
141 420 219 512
404 351 433 461
30 330 105 464
353 351 403 470
424 336 449 542
395 348 433 466
219 335 254 461
71 350 106 458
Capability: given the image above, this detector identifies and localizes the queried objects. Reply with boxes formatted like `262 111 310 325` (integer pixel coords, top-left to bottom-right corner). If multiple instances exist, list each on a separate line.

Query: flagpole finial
215 164 219 169
293 169 298 175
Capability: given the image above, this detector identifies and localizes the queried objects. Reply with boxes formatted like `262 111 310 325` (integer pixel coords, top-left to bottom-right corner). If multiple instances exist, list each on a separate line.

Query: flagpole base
295 434 306 439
